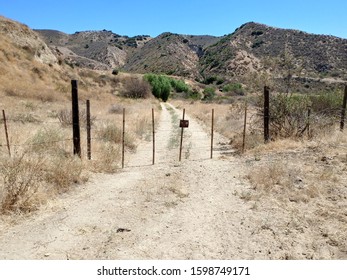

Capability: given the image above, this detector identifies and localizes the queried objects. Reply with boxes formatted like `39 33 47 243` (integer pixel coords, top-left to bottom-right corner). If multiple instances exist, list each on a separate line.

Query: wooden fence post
122 108 125 168
152 108 155 165
71 80 81 158
2 110 11 157
340 85 347 131
179 108 185 161
242 101 248 153
86 100 91 160
264 86 270 143
210 108 214 159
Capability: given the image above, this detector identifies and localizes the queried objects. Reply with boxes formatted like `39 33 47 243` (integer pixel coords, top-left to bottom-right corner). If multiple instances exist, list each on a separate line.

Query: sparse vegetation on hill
33 18 347 92
200 22 347 92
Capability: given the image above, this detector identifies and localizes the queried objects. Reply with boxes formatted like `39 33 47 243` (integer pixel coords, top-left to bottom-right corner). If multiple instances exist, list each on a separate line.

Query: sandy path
0 102 245 259
0 103 345 260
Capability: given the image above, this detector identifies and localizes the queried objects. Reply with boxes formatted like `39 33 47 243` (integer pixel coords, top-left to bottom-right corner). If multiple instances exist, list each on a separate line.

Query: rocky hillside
36 29 151 70
36 29 220 78
0 16 121 101
0 16 57 65
0 15 61 97
36 21 347 91
123 32 220 78
200 22 347 90
2 14 347 92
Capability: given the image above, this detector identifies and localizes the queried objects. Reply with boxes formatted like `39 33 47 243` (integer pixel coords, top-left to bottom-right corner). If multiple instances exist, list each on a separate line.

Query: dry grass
0 151 85 214
0 36 160 214
172 100 245 139
0 82 160 214
238 130 347 259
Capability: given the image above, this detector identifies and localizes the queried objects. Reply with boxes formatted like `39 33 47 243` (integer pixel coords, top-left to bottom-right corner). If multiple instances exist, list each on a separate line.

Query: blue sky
1 0 346 38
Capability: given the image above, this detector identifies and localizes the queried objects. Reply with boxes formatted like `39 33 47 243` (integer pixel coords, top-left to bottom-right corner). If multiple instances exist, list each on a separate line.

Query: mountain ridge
1 15 346 92
36 21 347 88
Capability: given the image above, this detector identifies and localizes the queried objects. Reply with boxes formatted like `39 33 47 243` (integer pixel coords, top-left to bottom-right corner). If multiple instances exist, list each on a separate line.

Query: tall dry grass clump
0 152 85 214
0 154 45 213
0 127 86 214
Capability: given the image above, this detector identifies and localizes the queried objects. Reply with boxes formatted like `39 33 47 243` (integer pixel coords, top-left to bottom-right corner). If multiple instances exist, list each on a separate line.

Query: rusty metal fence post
2 110 11 157
152 108 155 165
242 101 248 153
264 86 270 143
86 100 91 160
179 108 186 161
122 108 125 168
340 85 347 131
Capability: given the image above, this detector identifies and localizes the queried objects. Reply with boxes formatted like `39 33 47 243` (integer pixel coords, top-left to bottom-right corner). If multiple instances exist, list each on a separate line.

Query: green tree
144 74 171 102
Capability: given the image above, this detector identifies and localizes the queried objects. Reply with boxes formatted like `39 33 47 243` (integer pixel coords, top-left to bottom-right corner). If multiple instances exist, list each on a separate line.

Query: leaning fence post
340 85 347 131
264 86 270 143
86 100 91 160
71 80 81 158
2 110 11 157
122 108 125 168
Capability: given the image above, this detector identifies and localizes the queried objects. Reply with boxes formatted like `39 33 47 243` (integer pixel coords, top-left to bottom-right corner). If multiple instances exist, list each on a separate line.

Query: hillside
200 22 347 91
2 14 347 93
36 29 152 70
35 21 347 91
0 16 63 99
0 16 130 103
123 32 220 78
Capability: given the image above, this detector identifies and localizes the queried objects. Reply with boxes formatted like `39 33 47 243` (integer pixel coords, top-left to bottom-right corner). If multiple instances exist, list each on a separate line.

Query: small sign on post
179 109 188 161
179 120 189 128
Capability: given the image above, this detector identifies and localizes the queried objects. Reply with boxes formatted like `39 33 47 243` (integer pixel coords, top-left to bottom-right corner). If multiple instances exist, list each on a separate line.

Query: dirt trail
0 103 345 260
0 102 244 259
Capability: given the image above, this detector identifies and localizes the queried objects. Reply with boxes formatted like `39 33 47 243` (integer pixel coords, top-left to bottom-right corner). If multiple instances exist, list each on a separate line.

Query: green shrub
269 93 311 137
144 74 191 101
203 87 216 101
203 76 217 84
186 89 201 100
309 91 343 116
216 77 225 85
26 128 67 156
222 83 244 96
256 91 341 138
251 40 264 48
251 31 264 36
170 79 189 93
144 74 170 102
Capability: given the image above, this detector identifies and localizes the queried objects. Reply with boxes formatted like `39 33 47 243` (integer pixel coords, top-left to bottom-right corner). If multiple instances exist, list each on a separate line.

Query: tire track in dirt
0 102 300 260
0 102 243 259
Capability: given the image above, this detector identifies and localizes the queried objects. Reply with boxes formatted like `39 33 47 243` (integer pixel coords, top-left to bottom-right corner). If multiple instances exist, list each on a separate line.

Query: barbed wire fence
1 82 346 169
